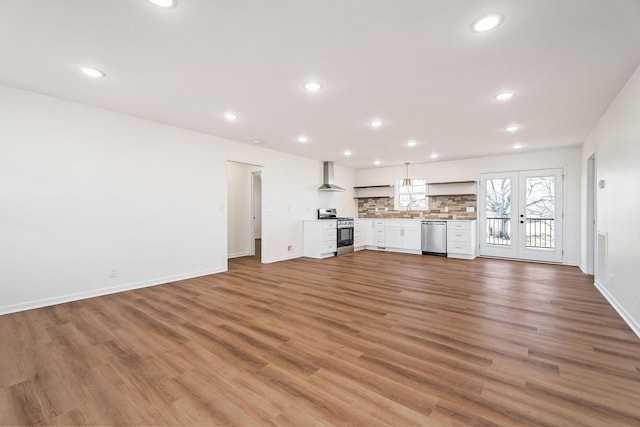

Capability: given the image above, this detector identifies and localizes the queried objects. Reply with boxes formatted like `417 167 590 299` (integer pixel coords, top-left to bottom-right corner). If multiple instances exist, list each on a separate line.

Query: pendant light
402 162 412 186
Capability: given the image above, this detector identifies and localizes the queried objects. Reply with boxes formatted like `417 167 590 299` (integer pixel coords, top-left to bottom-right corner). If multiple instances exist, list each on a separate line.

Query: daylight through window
396 178 428 210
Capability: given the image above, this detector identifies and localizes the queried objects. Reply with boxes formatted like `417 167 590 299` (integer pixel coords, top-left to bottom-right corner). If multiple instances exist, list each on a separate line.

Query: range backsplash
357 195 477 220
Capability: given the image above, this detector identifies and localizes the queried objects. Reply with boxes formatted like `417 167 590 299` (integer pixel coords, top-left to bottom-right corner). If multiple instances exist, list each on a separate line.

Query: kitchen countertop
356 218 476 221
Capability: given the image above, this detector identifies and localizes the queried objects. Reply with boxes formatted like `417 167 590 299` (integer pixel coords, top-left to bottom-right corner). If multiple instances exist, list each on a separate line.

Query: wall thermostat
598 179 605 189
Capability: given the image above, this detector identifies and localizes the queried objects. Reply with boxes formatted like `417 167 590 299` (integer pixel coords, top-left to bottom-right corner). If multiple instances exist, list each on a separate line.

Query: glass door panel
518 169 563 262
480 169 563 262
479 172 518 258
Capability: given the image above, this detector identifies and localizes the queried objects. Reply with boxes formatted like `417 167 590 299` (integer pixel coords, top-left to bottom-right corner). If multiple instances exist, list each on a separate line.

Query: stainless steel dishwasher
421 221 447 256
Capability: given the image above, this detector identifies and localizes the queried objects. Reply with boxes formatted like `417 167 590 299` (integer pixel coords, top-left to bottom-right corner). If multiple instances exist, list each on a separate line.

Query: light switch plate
466 207 475 213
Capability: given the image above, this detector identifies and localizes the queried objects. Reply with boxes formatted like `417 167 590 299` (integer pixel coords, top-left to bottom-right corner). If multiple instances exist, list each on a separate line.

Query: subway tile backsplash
357 195 477 220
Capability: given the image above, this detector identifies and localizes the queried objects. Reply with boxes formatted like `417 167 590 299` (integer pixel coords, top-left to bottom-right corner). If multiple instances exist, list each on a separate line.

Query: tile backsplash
357 195 477 220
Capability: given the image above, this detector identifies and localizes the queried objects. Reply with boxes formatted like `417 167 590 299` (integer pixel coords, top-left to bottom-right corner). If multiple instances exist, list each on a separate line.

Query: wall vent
596 232 608 287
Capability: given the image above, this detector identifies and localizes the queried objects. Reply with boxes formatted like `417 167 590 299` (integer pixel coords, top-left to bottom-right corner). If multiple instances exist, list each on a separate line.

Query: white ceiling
2 0 640 169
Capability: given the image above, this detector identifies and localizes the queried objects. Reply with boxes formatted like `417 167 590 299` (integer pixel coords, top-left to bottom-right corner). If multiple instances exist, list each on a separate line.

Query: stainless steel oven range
318 208 354 256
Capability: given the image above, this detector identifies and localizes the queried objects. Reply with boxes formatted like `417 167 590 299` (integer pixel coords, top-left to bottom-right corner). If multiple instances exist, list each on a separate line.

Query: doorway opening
479 168 564 263
227 161 264 262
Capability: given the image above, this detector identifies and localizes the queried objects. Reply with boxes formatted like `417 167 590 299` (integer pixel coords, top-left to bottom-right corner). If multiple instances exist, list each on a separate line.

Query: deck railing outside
486 217 554 248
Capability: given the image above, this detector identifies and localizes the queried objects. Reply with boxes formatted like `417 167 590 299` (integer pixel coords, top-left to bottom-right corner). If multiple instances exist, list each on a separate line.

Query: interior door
480 169 563 262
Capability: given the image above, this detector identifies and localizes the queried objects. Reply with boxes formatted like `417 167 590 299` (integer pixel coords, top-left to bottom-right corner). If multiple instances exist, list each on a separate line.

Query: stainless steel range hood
317 161 345 192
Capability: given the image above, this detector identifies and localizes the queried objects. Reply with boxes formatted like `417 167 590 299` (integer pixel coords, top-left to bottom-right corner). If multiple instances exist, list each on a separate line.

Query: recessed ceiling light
344 150 352 156
407 141 417 147
298 136 308 143
224 112 238 121
495 92 514 101
471 13 504 33
148 0 176 8
304 82 322 92
374 160 381 166
513 143 523 149
370 120 382 128
79 66 105 78
430 153 439 159
506 125 520 132
252 140 262 144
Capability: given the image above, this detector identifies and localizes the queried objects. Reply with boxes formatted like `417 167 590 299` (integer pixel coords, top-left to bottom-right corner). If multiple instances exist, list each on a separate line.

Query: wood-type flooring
1 250 640 426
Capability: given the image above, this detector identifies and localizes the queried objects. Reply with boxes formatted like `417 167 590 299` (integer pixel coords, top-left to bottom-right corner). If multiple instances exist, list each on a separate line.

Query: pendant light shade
402 162 412 186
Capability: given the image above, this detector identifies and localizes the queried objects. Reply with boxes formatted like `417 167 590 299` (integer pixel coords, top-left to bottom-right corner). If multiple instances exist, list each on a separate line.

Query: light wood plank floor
2 251 640 426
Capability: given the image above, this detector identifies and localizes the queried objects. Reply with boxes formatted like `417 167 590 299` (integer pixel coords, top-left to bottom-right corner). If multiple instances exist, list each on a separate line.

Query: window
395 178 428 210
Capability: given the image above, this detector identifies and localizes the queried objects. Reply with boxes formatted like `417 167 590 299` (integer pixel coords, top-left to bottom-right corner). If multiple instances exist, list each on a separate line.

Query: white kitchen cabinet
363 219 375 246
354 220 365 250
403 224 422 250
384 222 402 248
447 220 477 259
303 220 337 258
374 220 386 247
384 220 421 253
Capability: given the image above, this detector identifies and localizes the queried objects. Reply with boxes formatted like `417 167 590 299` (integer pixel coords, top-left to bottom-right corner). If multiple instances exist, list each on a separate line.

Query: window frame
394 178 428 211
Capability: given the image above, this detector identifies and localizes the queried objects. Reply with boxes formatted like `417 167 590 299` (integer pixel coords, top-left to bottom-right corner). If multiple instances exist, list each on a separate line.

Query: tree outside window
485 176 555 247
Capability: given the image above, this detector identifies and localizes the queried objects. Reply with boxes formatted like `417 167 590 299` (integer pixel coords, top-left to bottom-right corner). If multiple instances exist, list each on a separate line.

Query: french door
479 169 563 263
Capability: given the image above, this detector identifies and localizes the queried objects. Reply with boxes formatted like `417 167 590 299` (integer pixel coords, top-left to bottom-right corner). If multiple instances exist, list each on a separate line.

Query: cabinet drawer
322 241 337 253
448 221 471 230
322 221 337 230
448 242 471 254
374 220 385 226
447 229 471 242
323 229 337 241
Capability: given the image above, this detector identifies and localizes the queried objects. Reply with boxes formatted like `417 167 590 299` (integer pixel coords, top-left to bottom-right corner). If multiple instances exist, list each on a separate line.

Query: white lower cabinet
355 218 477 258
303 220 337 258
447 220 477 259
354 220 364 250
363 219 375 246
384 220 421 253
404 224 421 251
374 220 386 247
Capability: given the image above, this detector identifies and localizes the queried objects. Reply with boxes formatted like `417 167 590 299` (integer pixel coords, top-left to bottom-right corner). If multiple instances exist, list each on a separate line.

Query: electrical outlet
609 273 614 289
109 267 118 278
444 206 449 212
287 245 292 251
466 206 475 213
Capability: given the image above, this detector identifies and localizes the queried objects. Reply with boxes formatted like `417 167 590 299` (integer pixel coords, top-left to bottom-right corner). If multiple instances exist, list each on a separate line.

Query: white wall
581 63 640 336
227 161 261 258
0 85 356 315
356 148 582 266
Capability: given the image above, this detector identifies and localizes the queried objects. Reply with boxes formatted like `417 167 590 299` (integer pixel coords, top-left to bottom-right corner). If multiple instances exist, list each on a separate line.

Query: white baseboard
594 281 640 340
578 263 594 275
0 267 227 316
264 253 301 263
228 251 251 259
